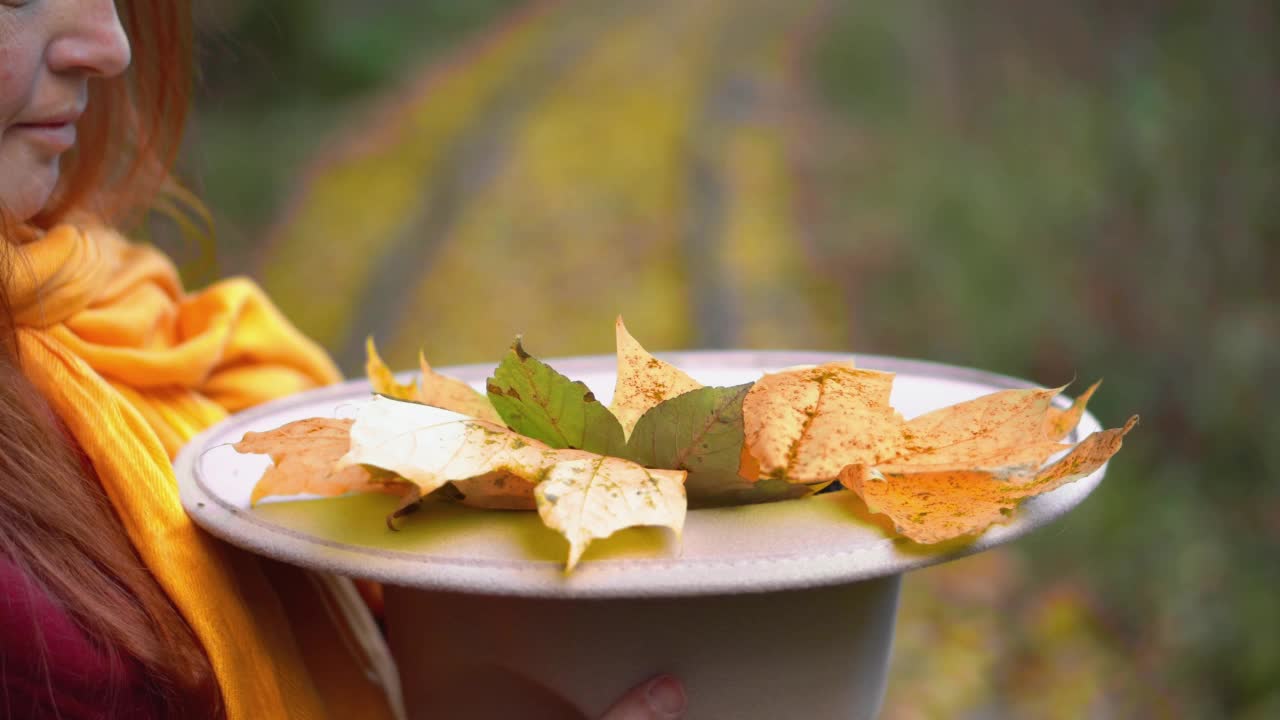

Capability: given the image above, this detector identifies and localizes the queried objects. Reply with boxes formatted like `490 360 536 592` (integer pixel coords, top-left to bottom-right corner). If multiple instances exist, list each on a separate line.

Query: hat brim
177 351 1108 599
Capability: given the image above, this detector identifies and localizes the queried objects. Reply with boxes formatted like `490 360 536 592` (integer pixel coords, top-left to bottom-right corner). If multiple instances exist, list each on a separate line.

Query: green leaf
626 383 804 507
699 477 821 508
486 339 627 457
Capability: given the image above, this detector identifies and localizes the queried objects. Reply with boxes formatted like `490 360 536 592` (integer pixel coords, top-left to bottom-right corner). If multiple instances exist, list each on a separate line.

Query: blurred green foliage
187 1 1278 717
809 3 1278 716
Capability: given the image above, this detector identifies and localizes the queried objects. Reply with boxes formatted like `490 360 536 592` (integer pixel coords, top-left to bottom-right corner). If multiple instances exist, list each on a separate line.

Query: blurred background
177 1 1278 717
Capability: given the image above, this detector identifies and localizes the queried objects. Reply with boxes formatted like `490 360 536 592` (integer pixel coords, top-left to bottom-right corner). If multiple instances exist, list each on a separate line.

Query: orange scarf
7 223 401 720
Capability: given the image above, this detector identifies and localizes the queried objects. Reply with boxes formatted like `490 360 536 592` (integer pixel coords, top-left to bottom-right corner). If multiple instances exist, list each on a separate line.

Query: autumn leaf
365 338 418 400
338 397 541 498
386 485 427 530
486 339 627 457
841 416 1137 543
703 476 818 508
234 417 409 504
740 363 905 484
737 365 1131 543
535 455 687 571
610 316 702 438
1027 415 1136 489
890 386 1065 468
625 383 751 488
337 396 686 569
837 382 1133 543
245 322 1138 560
1044 380 1101 442
414 350 503 422
366 337 501 422
451 473 538 510
624 382 806 507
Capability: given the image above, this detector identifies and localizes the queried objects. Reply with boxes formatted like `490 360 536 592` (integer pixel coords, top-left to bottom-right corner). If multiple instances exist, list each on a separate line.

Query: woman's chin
0 164 59 224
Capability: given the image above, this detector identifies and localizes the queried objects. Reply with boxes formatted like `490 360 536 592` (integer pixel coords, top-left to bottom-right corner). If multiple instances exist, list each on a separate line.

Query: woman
0 2 687 718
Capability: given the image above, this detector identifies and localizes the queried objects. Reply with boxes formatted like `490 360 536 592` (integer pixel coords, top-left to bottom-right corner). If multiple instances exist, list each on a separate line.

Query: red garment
0 553 161 719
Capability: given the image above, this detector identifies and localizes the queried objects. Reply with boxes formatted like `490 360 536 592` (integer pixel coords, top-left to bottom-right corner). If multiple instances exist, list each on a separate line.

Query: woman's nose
46 0 132 79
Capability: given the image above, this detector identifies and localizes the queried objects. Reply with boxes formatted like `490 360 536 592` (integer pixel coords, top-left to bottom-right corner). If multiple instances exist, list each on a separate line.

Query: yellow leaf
610 316 702 438
365 337 500 422
365 337 418 400
417 350 503 423
893 386 1063 467
337 398 544 498
841 416 1138 544
1044 380 1101 442
748 366 1135 544
270 325 1138 554
535 455 687 571
1029 415 1137 490
840 465 1023 544
234 418 407 504
741 363 904 484
338 397 686 569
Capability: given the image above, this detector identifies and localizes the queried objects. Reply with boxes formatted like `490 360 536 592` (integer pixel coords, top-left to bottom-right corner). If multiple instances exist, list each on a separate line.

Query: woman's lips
11 121 78 154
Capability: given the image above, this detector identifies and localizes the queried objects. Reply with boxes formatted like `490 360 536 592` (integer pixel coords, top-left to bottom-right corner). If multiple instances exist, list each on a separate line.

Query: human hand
412 667 686 719
597 674 687 720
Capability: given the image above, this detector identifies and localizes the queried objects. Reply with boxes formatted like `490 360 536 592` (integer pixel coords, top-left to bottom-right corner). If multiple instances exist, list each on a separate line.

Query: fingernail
646 674 687 717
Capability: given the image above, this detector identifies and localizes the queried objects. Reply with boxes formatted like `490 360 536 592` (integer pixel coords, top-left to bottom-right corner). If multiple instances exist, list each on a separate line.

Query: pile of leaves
235 318 1136 570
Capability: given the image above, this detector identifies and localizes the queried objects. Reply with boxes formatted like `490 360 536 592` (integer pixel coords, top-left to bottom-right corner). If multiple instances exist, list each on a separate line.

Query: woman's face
0 0 130 222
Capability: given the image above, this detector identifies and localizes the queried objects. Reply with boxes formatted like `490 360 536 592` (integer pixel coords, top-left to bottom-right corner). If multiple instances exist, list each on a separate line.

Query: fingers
598 674 687 720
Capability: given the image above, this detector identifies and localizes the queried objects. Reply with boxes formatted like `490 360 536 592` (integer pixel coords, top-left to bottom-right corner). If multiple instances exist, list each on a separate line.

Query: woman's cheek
0 41 31 127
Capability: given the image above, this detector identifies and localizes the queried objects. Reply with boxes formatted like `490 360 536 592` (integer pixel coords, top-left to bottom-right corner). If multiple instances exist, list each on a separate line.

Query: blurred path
687 0 845 351
258 0 847 372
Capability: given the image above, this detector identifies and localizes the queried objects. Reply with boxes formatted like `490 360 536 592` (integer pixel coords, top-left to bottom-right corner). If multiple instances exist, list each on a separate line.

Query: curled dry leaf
610 316 703 438
841 416 1137 543
451 474 538 510
234 417 408 505
736 364 1130 543
740 363 904 485
366 337 501 422
365 338 418 400
1044 380 1101 442
339 396 687 569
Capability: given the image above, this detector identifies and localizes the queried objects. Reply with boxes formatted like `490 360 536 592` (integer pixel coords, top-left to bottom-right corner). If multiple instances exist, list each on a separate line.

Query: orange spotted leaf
1044 380 1101 442
610 316 702 438
741 363 904 484
841 416 1137 544
892 386 1064 467
234 417 408 504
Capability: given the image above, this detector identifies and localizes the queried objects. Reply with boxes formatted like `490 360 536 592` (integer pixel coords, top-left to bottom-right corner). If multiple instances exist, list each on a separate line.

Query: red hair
2 2 221 716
